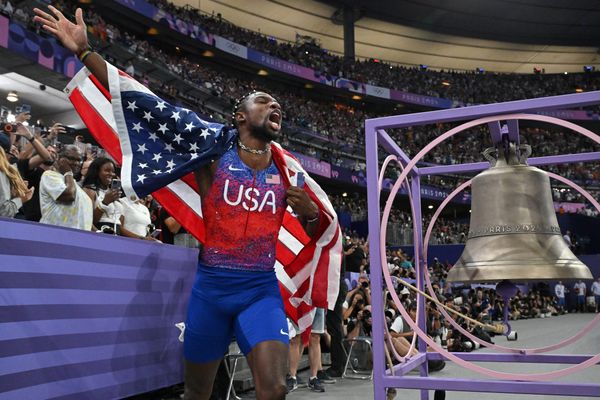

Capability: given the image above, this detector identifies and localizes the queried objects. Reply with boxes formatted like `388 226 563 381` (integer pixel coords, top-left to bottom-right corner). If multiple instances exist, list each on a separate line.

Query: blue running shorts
184 264 289 363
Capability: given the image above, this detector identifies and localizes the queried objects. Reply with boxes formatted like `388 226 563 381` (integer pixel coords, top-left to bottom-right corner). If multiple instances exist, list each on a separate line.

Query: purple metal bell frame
365 90 600 400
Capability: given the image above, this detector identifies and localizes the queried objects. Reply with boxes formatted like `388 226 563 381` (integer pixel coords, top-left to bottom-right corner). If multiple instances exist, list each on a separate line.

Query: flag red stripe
282 213 311 245
180 172 200 193
118 70 134 80
69 88 122 162
88 74 111 101
152 187 206 242
275 242 297 266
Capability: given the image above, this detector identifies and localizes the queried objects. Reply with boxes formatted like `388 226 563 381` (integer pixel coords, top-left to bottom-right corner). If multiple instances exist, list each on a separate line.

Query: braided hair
231 90 257 126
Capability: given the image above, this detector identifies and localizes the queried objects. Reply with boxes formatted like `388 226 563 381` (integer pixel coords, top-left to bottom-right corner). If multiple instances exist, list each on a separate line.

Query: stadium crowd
11 0 598 191
82 0 600 187
143 0 600 105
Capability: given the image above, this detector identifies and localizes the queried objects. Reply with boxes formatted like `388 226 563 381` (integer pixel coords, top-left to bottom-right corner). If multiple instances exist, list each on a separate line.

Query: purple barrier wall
0 218 198 400
0 15 81 78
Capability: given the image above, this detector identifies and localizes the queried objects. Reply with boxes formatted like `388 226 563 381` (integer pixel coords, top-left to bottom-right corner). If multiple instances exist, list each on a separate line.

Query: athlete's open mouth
268 110 282 130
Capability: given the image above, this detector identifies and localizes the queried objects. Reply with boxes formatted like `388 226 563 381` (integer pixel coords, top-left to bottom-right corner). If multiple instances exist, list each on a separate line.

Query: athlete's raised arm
33 5 108 88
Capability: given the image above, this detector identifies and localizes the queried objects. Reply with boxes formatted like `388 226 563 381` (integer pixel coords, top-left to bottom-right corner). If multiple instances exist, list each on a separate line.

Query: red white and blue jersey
200 147 288 271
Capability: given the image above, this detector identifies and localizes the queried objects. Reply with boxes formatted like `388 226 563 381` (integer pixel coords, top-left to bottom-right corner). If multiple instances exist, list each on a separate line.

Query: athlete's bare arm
194 161 219 199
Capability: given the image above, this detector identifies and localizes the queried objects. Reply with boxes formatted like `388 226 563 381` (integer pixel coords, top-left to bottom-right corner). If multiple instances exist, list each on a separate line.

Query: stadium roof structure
321 0 600 46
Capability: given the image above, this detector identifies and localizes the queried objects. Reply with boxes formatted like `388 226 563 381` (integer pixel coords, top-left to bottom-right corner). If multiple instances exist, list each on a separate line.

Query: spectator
0 140 33 218
591 277 600 313
343 288 368 321
15 121 57 221
563 230 573 249
119 195 160 241
32 0 597 199
286 320 304 394
324 236 348 379
79 158 93 183
157 206 182 245
554 281 566 314
306 308 330 392
573 280 587 313
345 237 367 273
125 60 135 77
1 0 14 17
38 144 92 230
82 157 122 234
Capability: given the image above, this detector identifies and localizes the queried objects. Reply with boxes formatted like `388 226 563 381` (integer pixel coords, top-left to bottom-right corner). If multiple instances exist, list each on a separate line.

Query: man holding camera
345 237 367 273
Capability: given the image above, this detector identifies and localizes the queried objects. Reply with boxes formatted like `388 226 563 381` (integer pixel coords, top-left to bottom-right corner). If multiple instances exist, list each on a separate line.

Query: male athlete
34 6 335 400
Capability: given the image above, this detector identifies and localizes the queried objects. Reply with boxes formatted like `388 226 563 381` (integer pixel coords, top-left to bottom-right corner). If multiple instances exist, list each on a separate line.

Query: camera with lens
362 310 372 320
356 298 365 306
1 122 18 133
361 281 369 288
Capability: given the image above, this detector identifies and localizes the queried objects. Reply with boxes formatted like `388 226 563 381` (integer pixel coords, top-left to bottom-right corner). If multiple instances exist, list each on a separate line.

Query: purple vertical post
488 121 502 144
366 121 387 400
507 119 520 143
411 176 429 400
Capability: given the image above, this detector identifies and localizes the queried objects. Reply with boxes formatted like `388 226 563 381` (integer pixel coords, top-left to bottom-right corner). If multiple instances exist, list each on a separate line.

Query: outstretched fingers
33 8 57 25
75 8 85 27
48 5 67 20
33 10 59 35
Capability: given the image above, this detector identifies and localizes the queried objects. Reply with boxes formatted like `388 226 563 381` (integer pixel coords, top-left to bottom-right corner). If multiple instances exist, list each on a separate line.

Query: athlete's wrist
306 211 319 223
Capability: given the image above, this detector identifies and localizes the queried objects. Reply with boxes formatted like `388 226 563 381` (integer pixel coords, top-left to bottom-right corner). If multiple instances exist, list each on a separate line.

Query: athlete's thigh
184 289 235 364
233 295 289 354
234 296 288 399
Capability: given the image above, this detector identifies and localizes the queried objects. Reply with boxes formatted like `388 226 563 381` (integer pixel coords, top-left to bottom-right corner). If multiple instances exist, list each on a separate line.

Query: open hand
49 123 66 138
33 6 88 54
14 123 34 140
15 112 31 124
9 145 19 159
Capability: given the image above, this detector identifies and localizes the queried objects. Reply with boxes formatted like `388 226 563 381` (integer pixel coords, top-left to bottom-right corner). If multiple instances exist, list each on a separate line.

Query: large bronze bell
447 143 592 283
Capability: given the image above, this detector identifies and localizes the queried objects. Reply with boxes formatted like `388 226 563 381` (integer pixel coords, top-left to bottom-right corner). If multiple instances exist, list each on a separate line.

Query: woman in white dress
82 157 156 240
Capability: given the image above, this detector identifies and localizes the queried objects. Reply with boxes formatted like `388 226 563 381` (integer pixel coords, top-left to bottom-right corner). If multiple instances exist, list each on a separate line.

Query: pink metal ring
379 113 600 380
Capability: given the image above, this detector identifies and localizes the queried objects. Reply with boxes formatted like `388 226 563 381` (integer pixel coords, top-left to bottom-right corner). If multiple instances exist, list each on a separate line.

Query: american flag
65 62 342 339
265 173 281 185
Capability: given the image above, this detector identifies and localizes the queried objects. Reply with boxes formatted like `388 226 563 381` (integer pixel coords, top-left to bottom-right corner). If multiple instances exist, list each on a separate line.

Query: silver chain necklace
238 139 271 155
